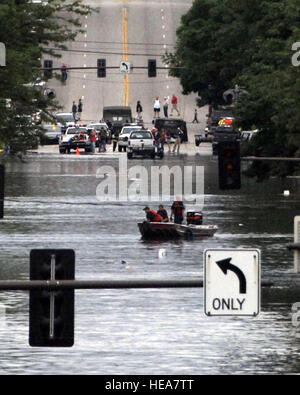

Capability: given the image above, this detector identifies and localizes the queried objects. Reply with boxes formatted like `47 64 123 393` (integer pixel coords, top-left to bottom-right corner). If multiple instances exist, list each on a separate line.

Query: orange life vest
148 210 162 222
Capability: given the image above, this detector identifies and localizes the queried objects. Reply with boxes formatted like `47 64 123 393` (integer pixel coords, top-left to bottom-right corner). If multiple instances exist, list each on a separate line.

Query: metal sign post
293 216 300 273
204 249 260 317
0 43 6 67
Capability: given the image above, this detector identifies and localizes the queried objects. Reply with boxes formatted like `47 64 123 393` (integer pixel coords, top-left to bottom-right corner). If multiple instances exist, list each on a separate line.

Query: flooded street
0 153 300 374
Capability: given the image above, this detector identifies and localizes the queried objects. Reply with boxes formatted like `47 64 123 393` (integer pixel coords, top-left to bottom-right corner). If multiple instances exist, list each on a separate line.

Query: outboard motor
186 211 203 225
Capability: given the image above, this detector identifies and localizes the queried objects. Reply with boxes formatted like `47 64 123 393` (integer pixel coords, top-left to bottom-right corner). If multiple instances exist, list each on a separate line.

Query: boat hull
138 222 218 240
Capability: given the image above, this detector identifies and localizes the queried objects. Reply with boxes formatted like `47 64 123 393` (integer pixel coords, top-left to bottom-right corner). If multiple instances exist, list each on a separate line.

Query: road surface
46 0 206 124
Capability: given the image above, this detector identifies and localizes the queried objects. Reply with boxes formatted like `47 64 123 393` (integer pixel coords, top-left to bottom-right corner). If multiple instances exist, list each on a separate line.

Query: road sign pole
0 43 6 67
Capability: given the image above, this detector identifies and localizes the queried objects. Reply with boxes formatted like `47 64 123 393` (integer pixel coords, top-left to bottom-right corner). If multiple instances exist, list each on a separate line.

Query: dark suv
212 125 240 155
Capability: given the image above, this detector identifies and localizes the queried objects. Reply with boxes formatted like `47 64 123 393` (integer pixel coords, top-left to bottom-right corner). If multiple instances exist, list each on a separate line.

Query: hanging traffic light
29 249 75 347
218 141 241 190
148 59 157 77
97 58 106 78
43 60 53 79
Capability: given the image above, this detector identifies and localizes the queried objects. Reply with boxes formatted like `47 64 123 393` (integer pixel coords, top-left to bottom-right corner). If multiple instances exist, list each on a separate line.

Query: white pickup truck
127 130 163 159
59 126 92 154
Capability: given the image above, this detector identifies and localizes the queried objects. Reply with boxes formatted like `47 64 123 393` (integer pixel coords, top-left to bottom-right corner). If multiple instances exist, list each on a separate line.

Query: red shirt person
170 94 180 116
143 207 162 222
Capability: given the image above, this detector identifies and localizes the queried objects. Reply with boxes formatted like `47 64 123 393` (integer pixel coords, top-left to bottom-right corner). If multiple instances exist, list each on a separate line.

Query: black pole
0 279 274 291
0 165 5 219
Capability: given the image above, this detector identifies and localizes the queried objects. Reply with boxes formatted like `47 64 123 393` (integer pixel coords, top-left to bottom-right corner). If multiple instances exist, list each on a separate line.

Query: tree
0 0 95 153
165 0 300 179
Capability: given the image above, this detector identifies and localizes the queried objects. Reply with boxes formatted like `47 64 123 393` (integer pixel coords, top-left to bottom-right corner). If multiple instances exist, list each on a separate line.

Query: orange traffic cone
76 147 80 155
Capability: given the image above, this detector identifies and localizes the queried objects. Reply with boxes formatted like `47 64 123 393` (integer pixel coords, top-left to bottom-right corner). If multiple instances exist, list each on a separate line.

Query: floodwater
0 152 300 375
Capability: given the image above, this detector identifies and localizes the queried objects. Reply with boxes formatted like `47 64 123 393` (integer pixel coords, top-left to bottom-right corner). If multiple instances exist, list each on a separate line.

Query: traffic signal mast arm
40 66 184 71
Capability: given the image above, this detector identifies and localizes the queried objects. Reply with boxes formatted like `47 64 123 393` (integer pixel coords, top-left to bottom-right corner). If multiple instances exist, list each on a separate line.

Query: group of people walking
143 198 185 225
136 94 180 121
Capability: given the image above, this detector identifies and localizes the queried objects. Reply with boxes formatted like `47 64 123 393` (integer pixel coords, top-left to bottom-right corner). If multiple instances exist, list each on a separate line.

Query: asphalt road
47 0 206 125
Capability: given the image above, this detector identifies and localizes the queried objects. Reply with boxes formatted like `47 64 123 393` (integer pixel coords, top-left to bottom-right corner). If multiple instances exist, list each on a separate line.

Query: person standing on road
192 108 199 123
160 128 166 152
90 129 96 153
170 94 180 117
171 197 185 224
136 100 143 120
98 127 107 152
172 127 183 153
61 64 68 83
78 99 83 121
153 97 161 119
163 96 169 118
72 101 77 123
166 129 172 152
112 130 119 152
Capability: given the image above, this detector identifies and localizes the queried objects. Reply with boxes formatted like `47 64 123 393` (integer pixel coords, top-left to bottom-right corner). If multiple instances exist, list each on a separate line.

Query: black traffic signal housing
218 141 241 190
148 59 157 77
97 58 106 78
43 60 53 79
29 249 75 347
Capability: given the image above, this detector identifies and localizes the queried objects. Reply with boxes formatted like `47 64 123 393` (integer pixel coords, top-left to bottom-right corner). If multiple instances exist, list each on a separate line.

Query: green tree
0 0 94 153
165 0 300 178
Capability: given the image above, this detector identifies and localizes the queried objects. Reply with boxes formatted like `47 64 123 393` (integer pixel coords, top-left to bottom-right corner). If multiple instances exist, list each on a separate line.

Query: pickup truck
212 126 240 155
127 130 163 159
195 125 240 154
59 126 91 154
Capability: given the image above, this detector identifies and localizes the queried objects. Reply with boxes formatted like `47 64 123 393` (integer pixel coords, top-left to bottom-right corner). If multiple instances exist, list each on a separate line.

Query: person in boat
143 207 162 222
157 205 169 222
171 198 185 224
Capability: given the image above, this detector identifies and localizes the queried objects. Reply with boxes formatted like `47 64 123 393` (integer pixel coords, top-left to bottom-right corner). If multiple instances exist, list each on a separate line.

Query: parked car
102 106 133 137
212 125 240 155
59 126 91 154
41 124 61 145
127 130 163 159
207 108 234 134
240 130 259 141
118 125 142 152
55 112 75 134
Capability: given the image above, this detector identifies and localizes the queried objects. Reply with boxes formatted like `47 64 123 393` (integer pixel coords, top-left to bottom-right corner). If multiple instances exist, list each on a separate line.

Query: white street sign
0 43 6 67
120 61 132 74
204 249 260 317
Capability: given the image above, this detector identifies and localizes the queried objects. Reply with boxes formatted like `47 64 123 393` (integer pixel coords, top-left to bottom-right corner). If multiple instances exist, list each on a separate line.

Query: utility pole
0 42 6 67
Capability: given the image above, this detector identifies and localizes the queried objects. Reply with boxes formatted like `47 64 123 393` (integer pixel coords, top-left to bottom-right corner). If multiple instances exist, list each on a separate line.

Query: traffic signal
97 58 106 78
218 141 241 189
43 60 53 79
29 249 75 347
148 59 157 77
45 88 56 99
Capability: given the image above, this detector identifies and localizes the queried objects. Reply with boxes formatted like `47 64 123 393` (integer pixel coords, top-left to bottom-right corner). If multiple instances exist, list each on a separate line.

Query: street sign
120 61 132 74
204 249 260 317
0 43 6 66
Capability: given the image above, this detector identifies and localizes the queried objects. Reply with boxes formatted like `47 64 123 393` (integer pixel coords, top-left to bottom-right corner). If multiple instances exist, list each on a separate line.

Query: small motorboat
138 221 218 240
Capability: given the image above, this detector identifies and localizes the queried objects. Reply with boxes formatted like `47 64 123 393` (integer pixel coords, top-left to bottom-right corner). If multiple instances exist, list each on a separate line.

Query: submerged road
48 0 202 123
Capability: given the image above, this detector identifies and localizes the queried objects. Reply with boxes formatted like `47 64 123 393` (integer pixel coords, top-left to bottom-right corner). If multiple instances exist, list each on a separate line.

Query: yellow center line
122 7 129 106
